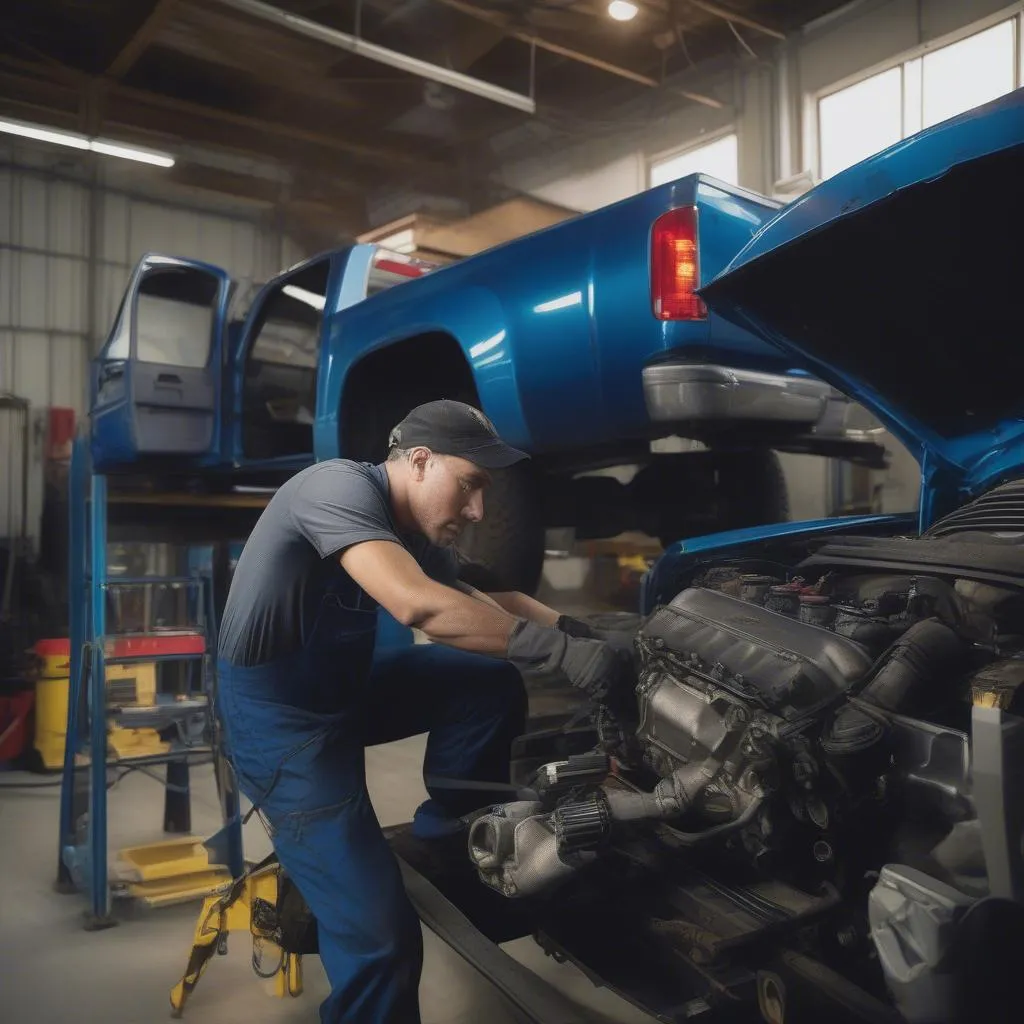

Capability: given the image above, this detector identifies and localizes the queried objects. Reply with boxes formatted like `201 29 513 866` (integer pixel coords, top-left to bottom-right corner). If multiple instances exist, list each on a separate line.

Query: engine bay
467 507 1024 1023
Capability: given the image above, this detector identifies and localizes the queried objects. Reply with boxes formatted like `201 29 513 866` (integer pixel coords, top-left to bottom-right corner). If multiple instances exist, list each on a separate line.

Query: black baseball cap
388 400 529 470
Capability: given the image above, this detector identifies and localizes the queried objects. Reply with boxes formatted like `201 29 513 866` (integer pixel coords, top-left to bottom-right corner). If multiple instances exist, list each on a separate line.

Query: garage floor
0 733 656 1024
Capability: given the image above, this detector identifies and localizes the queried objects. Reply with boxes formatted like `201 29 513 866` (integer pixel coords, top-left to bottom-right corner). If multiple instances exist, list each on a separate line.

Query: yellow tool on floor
112 835 232 909
170 853 314 1017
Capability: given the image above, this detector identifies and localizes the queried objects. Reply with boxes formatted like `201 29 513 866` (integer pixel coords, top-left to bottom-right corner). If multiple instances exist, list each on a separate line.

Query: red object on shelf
35 638 71 658
46 407 76 461
0 691 35 762
103 634 206 659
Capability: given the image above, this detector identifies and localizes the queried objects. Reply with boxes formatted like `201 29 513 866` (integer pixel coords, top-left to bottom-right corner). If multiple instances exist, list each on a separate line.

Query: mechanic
215 399 629 1024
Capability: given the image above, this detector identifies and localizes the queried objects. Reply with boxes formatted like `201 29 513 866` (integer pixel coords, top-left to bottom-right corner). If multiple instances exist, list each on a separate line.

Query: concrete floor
0 735 656 1024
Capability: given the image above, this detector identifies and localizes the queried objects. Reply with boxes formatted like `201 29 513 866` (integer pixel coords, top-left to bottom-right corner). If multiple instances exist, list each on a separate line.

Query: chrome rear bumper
642 363 847 431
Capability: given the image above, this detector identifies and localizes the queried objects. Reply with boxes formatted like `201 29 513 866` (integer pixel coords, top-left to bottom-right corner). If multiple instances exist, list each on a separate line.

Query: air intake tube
823 619 966 761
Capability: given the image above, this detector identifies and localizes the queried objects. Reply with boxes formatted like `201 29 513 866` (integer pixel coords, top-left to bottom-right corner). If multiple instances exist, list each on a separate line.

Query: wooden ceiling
0 0 851 244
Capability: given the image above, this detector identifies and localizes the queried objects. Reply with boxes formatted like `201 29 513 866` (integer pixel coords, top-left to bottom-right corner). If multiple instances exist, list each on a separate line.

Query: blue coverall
216 578 527 1022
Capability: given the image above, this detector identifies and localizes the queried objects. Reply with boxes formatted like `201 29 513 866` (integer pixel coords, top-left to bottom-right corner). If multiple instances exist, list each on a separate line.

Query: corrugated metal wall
0 147 307 547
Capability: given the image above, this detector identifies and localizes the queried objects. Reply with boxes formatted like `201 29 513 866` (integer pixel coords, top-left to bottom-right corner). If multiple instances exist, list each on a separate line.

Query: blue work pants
216 637 526 1023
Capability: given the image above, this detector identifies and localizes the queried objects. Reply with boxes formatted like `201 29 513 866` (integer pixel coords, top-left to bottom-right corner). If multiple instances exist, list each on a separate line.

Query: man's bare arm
340 541 518 654
484 590 560 628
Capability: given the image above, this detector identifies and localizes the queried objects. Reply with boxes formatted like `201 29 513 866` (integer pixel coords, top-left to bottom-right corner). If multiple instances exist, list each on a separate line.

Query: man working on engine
216 399 628 1024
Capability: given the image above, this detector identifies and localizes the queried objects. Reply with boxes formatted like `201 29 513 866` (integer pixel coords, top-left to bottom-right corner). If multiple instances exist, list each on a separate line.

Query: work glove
506 619 632 702
556 615 635 658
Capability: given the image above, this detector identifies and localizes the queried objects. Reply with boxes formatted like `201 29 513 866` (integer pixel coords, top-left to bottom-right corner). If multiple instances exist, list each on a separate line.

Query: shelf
100 576 202 587
107 491 273 509
100 633 207 660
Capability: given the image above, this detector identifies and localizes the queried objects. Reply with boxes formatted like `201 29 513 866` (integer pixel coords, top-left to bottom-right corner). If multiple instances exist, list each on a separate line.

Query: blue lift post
57 434 244 928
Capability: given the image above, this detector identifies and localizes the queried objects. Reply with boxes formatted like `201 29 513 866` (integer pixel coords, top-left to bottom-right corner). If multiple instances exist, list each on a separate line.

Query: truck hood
700 88 1024 500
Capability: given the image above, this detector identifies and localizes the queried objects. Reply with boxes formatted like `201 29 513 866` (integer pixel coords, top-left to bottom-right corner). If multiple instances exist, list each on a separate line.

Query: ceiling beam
106 0 181 78
435 0 723 108
686 0 786 41
210 0 536 113
0 55 450 173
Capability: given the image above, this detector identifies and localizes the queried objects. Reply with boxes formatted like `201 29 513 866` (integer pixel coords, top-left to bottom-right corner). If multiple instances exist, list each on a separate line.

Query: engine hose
659 791 766 847
824 619 965 757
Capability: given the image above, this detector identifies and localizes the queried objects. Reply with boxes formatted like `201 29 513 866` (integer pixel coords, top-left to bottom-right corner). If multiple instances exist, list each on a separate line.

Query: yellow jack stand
170 857 306 1018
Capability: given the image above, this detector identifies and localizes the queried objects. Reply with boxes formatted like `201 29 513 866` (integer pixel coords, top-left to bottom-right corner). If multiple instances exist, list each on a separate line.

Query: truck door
91 254 233 469
230 254 333 473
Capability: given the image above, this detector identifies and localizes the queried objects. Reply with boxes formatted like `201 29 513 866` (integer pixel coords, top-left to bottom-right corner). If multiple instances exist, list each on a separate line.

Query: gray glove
556 615 635 658
506 619 630 701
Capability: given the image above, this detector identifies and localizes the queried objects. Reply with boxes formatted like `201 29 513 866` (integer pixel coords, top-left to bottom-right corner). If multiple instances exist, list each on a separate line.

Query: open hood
700 89 1024 500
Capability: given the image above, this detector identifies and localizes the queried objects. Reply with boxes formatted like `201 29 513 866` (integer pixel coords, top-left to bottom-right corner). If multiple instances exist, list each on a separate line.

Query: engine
468 518 1024 1021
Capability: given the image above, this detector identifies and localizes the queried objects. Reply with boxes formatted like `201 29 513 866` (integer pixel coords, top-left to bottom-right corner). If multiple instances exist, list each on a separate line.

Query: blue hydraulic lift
56 434 247 927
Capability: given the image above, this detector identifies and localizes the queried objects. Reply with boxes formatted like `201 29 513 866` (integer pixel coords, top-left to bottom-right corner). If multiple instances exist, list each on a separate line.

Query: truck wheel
456 463 545 595
715 449 790 530
631 450 789 548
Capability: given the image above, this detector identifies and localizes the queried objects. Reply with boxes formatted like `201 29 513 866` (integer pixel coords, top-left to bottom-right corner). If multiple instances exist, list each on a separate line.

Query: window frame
807 4 1024 182
647 128 740 189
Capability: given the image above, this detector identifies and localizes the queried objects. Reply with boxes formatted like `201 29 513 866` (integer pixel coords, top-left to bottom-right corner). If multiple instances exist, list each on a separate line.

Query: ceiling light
283 284 326 311
0 116 175 168
608 1 639 21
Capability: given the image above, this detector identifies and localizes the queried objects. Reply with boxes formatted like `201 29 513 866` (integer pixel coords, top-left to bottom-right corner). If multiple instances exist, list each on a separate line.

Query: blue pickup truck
90 174 878 592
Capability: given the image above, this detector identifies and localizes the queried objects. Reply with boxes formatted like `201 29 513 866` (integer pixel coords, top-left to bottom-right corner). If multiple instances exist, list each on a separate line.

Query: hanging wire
729 21 757 60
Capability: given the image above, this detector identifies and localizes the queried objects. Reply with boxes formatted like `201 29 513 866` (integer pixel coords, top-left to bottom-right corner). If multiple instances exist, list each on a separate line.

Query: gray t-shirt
218 460 459 666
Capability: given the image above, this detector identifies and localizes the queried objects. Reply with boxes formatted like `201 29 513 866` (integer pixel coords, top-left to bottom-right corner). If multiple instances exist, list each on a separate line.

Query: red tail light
651 206 707 321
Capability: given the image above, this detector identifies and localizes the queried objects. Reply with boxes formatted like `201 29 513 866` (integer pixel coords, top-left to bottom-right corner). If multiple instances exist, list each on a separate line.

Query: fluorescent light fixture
90 139 175 167
469 329 506 359
533 291 582 313
608 1 639 21
0 115 175 167
0 117 89 150
214 0 536 114
283 284 326 311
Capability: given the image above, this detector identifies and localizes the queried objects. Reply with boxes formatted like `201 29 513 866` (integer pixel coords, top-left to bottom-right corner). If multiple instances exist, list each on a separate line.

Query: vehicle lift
56 434 251 927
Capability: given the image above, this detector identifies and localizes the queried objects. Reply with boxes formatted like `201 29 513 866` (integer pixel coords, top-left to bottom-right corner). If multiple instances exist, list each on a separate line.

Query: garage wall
0 141 307 546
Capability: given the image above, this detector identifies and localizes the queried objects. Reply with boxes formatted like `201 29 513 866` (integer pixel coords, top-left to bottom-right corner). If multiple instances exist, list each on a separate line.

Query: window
650 133 739 188
921 20 1016 128
818 17 1020 180
242 259 329 459
106 267 219 366
818 68 902 181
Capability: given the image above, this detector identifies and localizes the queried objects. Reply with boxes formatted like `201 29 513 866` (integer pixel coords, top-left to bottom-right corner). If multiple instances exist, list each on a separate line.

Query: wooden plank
686 0 786 41
107 0 181 79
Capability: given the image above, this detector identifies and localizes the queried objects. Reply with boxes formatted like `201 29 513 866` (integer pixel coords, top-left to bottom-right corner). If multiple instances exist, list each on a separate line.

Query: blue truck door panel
91 254 233 468
229 254 336 471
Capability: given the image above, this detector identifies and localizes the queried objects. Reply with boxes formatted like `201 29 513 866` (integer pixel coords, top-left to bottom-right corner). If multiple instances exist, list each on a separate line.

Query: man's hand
506 620 634 701
556 615 635 659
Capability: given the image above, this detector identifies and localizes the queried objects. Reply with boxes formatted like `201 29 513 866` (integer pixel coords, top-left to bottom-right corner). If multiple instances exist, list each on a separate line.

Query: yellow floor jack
170 852 316 1017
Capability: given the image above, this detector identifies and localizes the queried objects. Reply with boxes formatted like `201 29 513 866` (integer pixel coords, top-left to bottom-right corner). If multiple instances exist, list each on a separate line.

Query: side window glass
121 268 221 367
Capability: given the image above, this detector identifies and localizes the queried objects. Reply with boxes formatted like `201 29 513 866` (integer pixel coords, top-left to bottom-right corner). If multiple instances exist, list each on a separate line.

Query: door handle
155 373 183 386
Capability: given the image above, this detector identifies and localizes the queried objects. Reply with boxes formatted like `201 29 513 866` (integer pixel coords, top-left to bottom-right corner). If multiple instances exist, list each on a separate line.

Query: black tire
455 462 545 595
631 450 789 548
715 449 790 529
